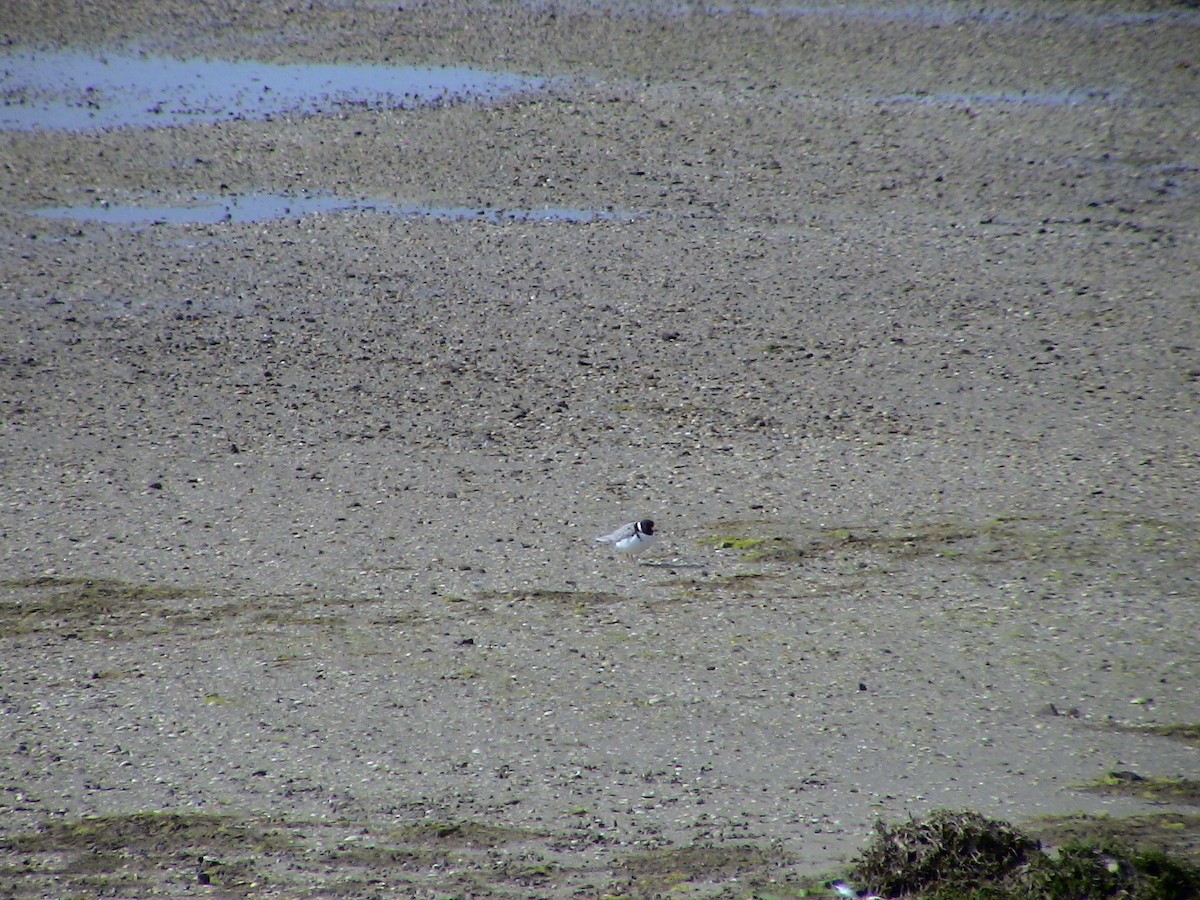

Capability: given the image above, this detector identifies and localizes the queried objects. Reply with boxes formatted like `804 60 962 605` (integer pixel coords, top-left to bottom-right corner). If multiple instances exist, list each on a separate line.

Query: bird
831 881 883 900
594 519 657 560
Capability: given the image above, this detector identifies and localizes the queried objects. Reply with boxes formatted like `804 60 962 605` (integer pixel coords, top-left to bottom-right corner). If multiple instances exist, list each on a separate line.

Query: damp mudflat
724 3 1200 26
0 49 542 131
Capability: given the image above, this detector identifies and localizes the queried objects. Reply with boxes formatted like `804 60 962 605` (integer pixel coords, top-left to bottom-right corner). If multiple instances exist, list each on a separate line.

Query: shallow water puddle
398 204 633 225
878 88 1120 107
29 192 632 227
31 194 352 226
0 49 541 131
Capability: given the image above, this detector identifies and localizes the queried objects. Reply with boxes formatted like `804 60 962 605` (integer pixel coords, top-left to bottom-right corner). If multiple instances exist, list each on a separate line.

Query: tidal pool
0 49 542 131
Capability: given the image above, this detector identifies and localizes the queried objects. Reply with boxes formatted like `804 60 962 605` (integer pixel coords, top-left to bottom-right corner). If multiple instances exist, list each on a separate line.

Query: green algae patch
700 524 807 562
815 520 1016 562
1030 813 1200 869
0 810 294 896
1101 723 1200 746
0 575 196 615
664 571 776 593
2 810 293 854
745 537 810 562
479 589 624 609
0 576 201 636
1080 772 1200 805
704 535 768 551
1138 724 1200 745
618 842 795 895
388 820 544 848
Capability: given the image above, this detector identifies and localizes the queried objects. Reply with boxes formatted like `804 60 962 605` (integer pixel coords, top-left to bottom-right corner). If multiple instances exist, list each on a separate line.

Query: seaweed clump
849 809 1038 897
845 810 1200 899
1019 842 1200 900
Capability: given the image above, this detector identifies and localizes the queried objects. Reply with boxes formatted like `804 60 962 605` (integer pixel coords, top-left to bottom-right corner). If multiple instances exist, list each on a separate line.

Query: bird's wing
596 522 636 543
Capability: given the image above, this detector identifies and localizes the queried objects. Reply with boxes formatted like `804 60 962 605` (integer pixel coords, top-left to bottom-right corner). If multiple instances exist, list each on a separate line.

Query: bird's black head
638 519 655 535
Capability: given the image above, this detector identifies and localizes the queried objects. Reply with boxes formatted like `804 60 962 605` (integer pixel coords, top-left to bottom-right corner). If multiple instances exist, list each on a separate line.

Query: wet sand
2 0 1198 895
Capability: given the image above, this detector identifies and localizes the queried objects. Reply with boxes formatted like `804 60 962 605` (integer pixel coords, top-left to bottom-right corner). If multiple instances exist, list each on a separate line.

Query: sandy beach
2 1 1198 895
